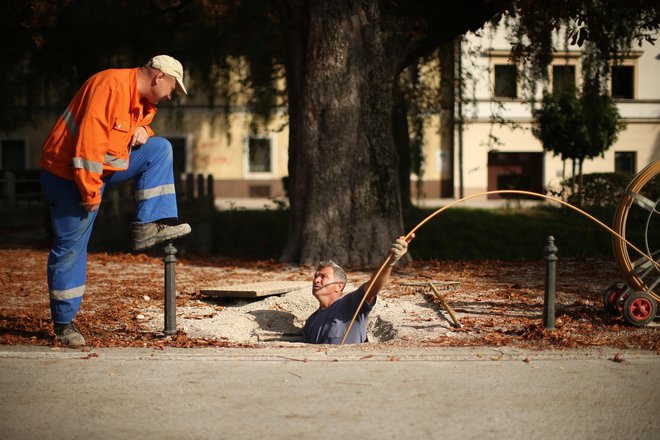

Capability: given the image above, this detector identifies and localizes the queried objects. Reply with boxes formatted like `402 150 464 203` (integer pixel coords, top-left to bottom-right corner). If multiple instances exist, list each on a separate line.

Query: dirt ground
0 247 658 351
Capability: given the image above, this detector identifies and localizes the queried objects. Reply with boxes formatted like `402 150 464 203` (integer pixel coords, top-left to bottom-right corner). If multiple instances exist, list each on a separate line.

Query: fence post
185 173 194 202
3 171 16 209
108 187 120 219
196 174 205 200
207 174 215 205
543 236 558 330
174 173 182 198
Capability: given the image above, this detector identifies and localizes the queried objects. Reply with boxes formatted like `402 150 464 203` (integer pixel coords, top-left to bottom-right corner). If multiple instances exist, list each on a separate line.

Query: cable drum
611 160 660 303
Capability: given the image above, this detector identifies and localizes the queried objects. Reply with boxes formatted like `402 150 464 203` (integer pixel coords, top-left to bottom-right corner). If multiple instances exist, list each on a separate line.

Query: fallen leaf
611 353 626 363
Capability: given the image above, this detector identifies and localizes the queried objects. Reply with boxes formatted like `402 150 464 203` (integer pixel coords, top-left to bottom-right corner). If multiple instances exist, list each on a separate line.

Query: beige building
417 26 659 201
2 27 658 206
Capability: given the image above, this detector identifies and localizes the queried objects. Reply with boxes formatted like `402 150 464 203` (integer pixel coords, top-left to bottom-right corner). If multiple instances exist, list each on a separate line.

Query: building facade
2 27 658 206
415 26 659 201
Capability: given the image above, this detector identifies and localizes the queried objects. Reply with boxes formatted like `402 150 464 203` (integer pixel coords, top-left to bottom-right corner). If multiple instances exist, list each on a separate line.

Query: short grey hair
317 259 347 286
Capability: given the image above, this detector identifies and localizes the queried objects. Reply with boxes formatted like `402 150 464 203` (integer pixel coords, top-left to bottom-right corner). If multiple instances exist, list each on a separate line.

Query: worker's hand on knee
389 234 414 265
130 126 149 147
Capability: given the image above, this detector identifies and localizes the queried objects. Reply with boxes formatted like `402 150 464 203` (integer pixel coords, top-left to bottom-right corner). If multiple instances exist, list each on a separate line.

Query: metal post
163 242 177 335
543 236 558 330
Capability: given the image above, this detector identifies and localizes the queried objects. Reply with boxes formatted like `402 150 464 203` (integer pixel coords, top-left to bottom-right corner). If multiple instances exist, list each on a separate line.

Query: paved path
1 346 658 440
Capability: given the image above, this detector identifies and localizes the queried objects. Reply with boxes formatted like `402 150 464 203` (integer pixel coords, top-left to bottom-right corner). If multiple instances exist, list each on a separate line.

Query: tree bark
439 40 456 198
280 0 403 266
393 81 412 217
278 0 506 265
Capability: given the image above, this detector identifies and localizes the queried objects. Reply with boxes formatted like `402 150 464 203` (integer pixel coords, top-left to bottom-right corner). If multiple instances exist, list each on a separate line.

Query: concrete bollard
163 242 177 335
543 236 558 330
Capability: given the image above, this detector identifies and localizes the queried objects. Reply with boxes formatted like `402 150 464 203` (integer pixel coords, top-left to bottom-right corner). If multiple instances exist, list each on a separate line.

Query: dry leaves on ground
0 247 657 351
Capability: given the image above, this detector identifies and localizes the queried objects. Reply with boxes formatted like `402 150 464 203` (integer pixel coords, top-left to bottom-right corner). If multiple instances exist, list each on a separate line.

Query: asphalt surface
1 345 658 440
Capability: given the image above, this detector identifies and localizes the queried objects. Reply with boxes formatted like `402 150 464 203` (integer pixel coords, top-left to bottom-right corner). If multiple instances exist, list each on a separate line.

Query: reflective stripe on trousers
105 136 178 223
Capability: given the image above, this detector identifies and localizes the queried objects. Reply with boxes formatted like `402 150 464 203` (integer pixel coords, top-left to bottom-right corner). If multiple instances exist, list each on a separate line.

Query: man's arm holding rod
364 234 414 304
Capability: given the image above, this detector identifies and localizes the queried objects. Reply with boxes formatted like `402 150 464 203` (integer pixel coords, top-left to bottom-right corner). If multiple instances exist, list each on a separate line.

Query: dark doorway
487 152 544 199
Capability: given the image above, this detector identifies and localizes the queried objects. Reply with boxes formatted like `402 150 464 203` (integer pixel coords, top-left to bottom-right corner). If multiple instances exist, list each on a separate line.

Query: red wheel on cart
622 292 657 327
602 284 628 316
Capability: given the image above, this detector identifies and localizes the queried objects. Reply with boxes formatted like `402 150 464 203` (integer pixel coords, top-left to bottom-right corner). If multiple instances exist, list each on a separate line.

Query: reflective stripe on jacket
41 68 156 205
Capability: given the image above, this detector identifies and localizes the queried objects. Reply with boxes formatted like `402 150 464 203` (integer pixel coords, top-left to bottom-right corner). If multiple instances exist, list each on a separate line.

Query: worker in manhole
303 235 413 344
40 55 192 347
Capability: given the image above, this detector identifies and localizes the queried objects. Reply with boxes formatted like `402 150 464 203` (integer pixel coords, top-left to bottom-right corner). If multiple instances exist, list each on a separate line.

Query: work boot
132 221 192 251
53 322 86 347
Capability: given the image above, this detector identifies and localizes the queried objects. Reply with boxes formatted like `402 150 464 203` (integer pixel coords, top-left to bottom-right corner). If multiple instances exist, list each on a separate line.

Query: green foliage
564 172 633 208
4 0 655 143
405 206 616 260
213 209 289 259
580 84 626 159
532 93 586 161
210 206 643 261
532 87 623 163
580 42 627 154
1 0 282 132
505 0 659 95
564 171 660 208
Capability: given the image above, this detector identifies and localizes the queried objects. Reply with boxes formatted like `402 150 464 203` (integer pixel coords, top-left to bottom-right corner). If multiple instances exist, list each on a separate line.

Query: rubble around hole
137 284 455 344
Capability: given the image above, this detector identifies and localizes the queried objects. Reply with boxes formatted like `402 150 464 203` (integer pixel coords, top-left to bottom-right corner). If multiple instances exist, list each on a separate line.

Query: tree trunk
280 0 403 266
571 158 577 195
439 40 456 198
561 159 566 199
393 80 412 217
577 157 585 207
578 158 584 189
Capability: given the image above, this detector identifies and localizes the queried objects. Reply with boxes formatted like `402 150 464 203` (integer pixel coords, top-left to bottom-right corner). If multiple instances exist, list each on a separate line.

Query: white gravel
140 280 454 344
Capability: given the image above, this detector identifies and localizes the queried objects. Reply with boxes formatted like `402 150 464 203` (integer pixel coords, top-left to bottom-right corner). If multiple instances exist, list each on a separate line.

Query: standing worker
303 235 413 344
41 55 192 346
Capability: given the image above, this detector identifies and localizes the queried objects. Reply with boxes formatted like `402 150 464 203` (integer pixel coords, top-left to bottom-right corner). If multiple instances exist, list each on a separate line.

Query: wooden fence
0 170 216 253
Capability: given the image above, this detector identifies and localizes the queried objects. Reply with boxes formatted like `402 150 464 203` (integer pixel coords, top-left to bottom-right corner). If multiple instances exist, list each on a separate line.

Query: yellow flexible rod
339 189 659 346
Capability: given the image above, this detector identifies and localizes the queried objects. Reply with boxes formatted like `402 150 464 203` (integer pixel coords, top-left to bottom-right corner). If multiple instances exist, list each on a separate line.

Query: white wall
450 24 660 196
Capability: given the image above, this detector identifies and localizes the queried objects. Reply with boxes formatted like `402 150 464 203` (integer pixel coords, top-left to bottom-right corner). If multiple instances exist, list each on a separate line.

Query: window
494 65 518 98
611 65 634 99
552 65 576 95
248 137 273 173
0 139 26 169
614 152 636 174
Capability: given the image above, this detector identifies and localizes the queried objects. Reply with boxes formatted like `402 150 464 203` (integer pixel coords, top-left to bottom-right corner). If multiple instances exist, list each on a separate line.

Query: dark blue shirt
302 286 374 344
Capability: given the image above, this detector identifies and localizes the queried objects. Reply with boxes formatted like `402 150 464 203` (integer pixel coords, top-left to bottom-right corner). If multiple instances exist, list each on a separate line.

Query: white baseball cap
145 55 187 95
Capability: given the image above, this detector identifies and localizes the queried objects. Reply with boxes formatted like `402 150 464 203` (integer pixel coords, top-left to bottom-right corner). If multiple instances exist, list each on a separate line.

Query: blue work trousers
41 136 178 324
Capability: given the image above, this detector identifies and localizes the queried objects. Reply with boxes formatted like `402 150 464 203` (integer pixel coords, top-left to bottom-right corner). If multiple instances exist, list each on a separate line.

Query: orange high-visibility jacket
41 68 157 206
